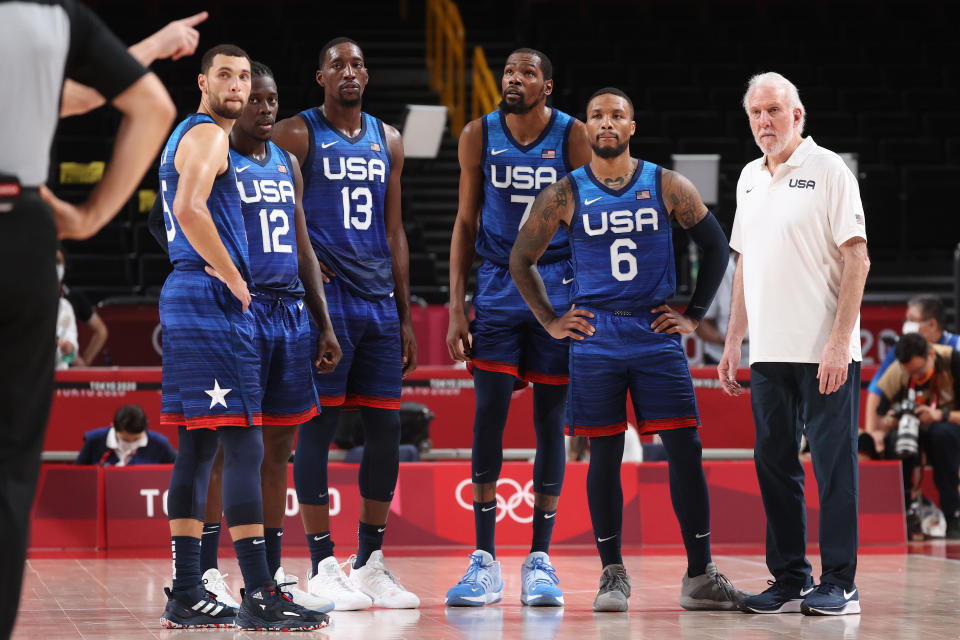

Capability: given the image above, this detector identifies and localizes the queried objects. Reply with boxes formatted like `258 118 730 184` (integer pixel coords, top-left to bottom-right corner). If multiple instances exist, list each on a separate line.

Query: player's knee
262 426 296 468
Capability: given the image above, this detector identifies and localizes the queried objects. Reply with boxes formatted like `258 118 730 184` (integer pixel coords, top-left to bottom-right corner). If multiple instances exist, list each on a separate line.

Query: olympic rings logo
455 477 535 523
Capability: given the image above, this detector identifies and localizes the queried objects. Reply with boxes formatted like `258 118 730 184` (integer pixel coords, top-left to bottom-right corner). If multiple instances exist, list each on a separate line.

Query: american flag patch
370 142 381 152
277 165 287 174
541 149 556 159
636 190 651 199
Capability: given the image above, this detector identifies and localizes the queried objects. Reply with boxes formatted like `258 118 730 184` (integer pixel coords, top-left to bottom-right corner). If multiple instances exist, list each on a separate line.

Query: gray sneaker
679 562 752 611
593 564 631 612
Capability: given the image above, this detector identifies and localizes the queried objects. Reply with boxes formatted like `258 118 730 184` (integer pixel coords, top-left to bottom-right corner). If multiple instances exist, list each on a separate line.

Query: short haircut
895 332 931 364
251 61 274 80
742 71 806 134
113 405 148 435
587 86 634 118
200 44 251 75
908 294 946 328
319 37 361 68
508 47 553 81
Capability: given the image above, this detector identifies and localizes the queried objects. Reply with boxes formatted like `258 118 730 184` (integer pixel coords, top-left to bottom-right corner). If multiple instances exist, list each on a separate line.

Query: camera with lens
893 396 921 460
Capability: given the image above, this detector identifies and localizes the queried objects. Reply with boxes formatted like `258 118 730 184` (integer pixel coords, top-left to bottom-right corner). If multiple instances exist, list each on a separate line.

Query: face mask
56 264 65 283
902 321 920 335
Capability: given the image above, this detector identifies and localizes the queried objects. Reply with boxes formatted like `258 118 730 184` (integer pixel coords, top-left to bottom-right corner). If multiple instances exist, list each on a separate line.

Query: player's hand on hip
204 265 251 313
717 345 743 397
318 260 336 284
650 305 699 335
401 321 418 378
150 12 207 61
545 305 595 341
446 311 472 361
315 328 342 373
42 185 99 239
817 339 849 394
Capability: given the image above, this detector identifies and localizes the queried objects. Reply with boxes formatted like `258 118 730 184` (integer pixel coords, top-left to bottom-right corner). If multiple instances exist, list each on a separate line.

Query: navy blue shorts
567 309 700 436
311 277 402 409
160 269 262 429
250 292 320 425
470 260 571 384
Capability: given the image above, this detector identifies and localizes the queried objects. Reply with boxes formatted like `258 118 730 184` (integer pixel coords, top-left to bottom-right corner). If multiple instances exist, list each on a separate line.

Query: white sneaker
307 556 373 611
201 568 240 609
347 551 420 609
275 566 334 613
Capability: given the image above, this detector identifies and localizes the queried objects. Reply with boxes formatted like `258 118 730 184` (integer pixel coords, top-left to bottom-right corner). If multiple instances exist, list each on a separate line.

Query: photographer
873 333 960 538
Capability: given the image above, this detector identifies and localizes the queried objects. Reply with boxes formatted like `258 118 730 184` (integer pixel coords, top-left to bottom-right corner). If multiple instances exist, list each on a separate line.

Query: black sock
587 434 625 567
171 536 203 595
474 500 497 557
531 506 557 554
264 527 283 577
355 521 385 568
199 522 220 573
233 536 273 592
660 428 712 577
307 531 334 575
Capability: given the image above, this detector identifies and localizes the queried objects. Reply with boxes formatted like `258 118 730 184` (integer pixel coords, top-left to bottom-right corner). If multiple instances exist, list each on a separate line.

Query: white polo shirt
730 137 866 365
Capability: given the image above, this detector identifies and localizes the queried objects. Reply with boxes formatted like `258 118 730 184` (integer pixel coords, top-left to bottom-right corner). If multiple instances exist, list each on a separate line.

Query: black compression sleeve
147 194 169 255
684 211 729 322
65 0 147 100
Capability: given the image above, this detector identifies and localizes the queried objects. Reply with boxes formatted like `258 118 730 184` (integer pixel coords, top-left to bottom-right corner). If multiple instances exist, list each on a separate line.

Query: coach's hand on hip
817 338 850 394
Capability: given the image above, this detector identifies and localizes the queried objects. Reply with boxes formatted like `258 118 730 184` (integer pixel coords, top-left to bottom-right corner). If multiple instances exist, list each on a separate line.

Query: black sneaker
740 578 814 614
236 584 330 631
160 586 237 629
593 564 631 612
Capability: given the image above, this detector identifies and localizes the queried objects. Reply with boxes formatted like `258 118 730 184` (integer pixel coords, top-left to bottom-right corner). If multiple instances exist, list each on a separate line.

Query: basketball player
271 37 419 609
157 45 327 630
444 48 592 608
195 61 341 614
510 88 749 612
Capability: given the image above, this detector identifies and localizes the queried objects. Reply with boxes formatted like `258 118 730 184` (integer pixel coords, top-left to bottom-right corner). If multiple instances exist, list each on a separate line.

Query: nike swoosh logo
283 612 301 617
313 534 330 541
695 532 710 539
481 506 496 512
543 482 558 487
561 277 574 285
745 187 754 193
490 148 508 155
276 531 283 537
584 197 601 205
544 512 557 519
843 588 857 600
321 140 339 149
318 492 328 498
800 586 815 596
252 539 264 545
236 165 251 173
474 470 488 477
597 534 616 543
378 527 386 533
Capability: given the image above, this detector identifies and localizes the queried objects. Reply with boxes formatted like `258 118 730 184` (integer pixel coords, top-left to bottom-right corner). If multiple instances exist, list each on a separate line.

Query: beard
754 130 790 156
499 94 534 115
209 94 242 119
591 139 629 159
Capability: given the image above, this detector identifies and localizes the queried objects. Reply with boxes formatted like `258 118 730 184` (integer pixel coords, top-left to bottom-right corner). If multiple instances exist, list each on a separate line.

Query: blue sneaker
800 583 861 616
741 578 815 614
160 586 237 629
445 550 503 606
520 552 564 606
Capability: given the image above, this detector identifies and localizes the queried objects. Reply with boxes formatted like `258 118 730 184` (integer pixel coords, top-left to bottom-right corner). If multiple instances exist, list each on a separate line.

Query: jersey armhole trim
568 175 581 232
299 110 316 182
480 114 489 163
562 117 575 173
376 116 392 173
655 164 668 217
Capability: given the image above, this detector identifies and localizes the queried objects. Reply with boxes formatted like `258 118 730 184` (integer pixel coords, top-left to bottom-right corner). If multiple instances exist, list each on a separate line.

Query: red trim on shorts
317 394 347 407
522 370 569 385
344 393 402 410
471 358 520 378
161 412 263 430
262 406 319 426
568 420 628 437
636 415 700 435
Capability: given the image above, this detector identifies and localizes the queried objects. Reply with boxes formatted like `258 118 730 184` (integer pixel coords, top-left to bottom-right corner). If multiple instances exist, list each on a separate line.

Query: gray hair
742 72 806 135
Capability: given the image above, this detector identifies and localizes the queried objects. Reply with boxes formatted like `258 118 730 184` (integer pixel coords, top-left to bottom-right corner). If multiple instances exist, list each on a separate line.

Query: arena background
22 1 960 638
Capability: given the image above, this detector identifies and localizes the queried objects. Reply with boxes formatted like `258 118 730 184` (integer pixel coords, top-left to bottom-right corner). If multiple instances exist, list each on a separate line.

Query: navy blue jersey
232 141 304 297
477 108 576 265
298 108 393 300
567 160 675 309
157 114 251 281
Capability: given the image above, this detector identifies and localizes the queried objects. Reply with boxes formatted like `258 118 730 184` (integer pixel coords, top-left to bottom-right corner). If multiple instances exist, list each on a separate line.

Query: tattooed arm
661 169 708 228
510 178 596 340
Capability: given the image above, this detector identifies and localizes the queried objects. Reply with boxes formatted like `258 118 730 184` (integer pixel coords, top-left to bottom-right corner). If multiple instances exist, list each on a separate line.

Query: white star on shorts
205 379 232 409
